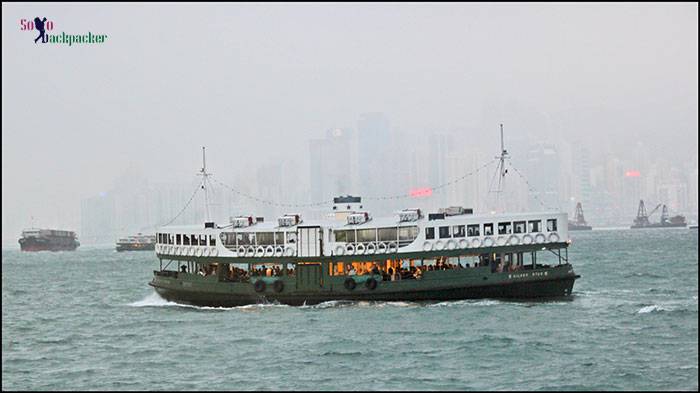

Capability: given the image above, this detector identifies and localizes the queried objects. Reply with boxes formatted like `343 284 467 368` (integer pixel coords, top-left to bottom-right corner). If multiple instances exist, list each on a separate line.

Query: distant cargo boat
116 233 156 252
19 228 79 251
568 202 592 231
630 200 687 229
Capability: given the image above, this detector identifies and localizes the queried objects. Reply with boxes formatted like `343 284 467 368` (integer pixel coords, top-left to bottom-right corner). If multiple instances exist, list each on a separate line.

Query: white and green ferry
150 195 578 306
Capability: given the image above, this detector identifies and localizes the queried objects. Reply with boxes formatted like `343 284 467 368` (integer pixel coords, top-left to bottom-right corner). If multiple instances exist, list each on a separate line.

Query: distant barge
19 228 79 251
568 202 592 231
631 200 686 229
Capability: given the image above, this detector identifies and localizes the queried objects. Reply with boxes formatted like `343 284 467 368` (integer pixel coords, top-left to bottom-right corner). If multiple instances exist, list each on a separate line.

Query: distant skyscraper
524 143 561 211
357 113 392 213
309 128 356 206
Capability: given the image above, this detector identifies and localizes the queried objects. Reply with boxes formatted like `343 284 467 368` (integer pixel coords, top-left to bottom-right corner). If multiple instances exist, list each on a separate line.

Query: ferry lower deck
150 243 579 306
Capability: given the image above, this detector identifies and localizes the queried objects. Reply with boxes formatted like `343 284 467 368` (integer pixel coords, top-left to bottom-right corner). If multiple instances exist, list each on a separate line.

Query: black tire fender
365 278 377 290
344 278 357 291
254 280 266 293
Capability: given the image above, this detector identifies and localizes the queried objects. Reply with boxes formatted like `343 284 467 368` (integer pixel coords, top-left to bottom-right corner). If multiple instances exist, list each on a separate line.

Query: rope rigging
159 179 205 227
158 126 558 226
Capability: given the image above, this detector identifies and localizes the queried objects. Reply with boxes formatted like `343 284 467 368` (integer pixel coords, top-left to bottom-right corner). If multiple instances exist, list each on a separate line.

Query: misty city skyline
2 3 698 246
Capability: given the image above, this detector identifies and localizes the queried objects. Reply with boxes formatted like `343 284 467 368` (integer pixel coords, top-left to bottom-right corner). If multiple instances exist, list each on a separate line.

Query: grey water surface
2 229 698 390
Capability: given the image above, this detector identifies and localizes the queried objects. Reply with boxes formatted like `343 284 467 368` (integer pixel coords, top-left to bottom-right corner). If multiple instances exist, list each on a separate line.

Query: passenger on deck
181 265 187 273
370 263 380 276
413 267 423 279
347 265 356 275
198 268 205 276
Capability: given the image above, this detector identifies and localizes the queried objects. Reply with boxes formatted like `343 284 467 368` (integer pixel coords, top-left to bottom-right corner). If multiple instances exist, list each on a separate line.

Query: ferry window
483 223 494 236
425 227 435 240
209 235 215 246
467 224 480 237
169 234 174 245
335 230 355 243
398 226 419 243
183 234 190 245
191 234 198 246
256 232 274 245
334 230 347 242
176 234 181 245
452 225 465 238
378 227 398 242
514 221 526 234
275 232 285 245
357 228 377 243
439 226 450 239
199 234 206 246
498 222 512 235
528 220 541 233
547 219 557 232
236 233 249 246
287 232 297 244
248 233 257 245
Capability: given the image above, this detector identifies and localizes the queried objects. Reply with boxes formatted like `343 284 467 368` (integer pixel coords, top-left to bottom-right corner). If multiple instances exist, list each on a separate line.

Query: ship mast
198 146 212 222
488 124 510 212
497 123 509 192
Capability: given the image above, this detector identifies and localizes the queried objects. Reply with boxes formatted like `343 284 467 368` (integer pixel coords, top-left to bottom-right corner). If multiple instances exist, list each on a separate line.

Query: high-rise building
309 128 357 207
524 142 562 211
357 113 392 214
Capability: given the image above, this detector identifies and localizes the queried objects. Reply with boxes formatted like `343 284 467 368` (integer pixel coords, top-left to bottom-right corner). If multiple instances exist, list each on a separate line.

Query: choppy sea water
2 229 698 390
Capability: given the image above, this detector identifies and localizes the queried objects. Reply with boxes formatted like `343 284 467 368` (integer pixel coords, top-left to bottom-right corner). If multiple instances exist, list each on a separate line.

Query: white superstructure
155 197 568 260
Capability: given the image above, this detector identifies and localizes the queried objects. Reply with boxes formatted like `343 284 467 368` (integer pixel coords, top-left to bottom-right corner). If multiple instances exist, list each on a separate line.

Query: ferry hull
116 244 156 252
149 266 579 307
630 223 687 229
568 225 592 231
19 238 78 252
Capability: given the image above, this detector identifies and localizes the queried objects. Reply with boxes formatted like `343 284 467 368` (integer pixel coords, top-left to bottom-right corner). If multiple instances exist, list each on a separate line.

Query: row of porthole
233 245 296 258
421 233 560 252
156 244 219 257
335 241 399 256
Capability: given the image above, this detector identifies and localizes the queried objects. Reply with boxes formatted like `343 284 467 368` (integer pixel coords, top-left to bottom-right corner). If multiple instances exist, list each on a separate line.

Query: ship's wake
128 291 577 311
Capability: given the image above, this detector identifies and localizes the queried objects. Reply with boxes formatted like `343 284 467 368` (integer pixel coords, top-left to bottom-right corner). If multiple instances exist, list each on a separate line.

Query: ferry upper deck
154 197 569 262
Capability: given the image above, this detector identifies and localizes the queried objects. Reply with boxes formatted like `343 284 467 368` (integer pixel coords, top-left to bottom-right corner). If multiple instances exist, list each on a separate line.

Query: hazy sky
2 2 698 244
